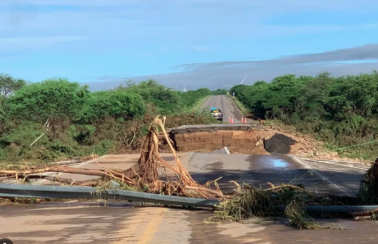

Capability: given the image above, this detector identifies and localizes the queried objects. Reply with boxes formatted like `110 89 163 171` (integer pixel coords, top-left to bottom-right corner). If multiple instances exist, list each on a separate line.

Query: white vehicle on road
210 107 223 121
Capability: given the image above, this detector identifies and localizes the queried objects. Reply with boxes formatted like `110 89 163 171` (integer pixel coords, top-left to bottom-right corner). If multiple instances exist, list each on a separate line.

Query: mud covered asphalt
2 197 378 244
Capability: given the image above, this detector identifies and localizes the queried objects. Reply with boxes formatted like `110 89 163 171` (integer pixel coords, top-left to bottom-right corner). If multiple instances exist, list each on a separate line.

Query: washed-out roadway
0 95 375 243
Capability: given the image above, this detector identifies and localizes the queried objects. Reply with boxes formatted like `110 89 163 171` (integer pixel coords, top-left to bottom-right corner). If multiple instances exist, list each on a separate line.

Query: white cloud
84 43 378 90
178 43 378 69
0 35 88 50
86 61 378 91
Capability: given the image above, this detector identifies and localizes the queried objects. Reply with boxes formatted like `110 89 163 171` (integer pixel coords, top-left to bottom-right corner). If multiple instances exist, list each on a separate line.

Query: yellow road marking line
137 208 167 244
113 208 151 244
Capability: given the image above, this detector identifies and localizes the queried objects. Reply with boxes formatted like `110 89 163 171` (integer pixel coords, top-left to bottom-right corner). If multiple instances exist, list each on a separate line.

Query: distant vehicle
211 108 223 121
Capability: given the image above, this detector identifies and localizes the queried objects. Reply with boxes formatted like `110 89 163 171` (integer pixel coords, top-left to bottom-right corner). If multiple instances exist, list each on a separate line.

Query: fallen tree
0 116 223 199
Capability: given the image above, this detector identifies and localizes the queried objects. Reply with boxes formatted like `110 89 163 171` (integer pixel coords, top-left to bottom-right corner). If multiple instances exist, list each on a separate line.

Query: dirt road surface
201 95 244 123
1 153 374 244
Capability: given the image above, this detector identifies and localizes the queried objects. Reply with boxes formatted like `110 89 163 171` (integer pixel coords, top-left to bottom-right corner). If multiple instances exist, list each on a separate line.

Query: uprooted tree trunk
121 116 219 198
123 116 201 184
136 129 159 182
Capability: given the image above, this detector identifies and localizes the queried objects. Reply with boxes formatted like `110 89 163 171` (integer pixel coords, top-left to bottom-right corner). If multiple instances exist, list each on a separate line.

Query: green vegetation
212 89 229 95
230 71 378 159
0 75 216 164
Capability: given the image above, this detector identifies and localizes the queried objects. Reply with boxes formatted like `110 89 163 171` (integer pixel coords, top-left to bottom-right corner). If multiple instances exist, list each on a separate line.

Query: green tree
78 90 145 123
117 79 184 114
0 74 26 119
6 77 90 122
212 89 228 95
0 73 26 98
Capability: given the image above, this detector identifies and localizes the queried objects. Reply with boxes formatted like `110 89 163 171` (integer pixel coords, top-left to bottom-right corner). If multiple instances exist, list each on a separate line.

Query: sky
1 0 378 91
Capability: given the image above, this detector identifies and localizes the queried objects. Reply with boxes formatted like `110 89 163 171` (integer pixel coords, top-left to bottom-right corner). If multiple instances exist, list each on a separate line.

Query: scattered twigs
1 170 18 182
0 165 136 186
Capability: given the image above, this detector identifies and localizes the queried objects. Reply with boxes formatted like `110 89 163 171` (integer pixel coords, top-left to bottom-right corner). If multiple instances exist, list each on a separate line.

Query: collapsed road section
168 124 321 156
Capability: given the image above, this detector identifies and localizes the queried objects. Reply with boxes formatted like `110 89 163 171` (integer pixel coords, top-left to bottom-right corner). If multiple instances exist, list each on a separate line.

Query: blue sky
1 0 378 90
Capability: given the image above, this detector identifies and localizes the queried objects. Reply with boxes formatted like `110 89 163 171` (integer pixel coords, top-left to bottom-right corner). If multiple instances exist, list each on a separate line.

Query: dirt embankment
168 127 326 157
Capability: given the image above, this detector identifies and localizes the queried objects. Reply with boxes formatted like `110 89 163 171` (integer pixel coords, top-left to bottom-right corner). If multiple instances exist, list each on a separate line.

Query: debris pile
207 181 372 229
0 116 223 199
207 182 325 229
207 160 378 230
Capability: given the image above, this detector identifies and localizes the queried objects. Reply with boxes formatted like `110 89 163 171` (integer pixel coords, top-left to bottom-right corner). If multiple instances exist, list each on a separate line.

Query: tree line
0 75 219 163
230 71 378 159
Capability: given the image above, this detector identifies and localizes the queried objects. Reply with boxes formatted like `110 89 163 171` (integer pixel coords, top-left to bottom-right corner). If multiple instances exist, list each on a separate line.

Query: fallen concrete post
0 183 220 208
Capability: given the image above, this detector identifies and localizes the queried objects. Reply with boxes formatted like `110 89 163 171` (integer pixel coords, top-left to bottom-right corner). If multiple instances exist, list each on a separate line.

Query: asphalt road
1 154 372 244
201 95 244 123
182 152 366 196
